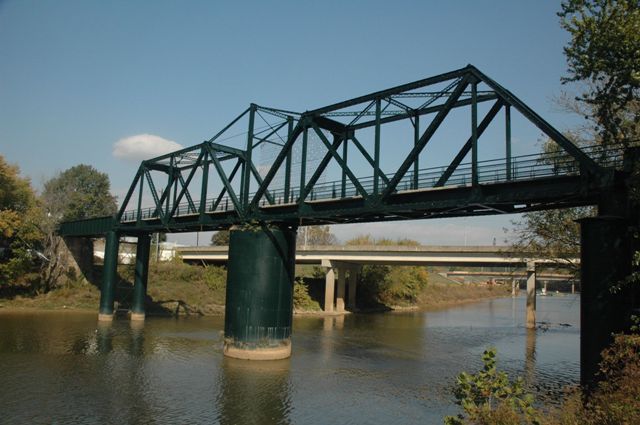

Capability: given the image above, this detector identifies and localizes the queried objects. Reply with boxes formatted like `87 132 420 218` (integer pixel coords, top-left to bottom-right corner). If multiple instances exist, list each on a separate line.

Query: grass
1 262 506 315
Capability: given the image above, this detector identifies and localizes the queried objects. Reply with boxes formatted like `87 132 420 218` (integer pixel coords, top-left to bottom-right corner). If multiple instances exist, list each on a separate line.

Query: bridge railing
120 143 625 223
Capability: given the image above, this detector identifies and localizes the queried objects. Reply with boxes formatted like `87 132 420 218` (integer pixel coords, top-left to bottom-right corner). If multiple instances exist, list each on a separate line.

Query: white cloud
113 134 183 161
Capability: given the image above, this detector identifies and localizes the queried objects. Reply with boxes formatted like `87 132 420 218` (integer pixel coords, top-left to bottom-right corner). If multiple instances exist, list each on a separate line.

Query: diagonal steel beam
212 159 242 211
248 161 275 205
350 134 390 186
467 65 600 175
307 66 471 115
435 100 504 187
116 168 142 221
206 144 243 216
350 93 497 131
310 123 368 198
144 169 166 223
381 76 470 200
177 172 197 213
298 134 345 202
251 121 304 207
169 150 204 217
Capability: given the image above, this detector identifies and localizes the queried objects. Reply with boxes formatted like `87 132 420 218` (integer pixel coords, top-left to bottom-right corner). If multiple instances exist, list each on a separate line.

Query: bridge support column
511 279 518 297
223 225 296 360
98 230 120 321
347 267 359 311
324 265 335 313
526 261 536 329
130 234 151 321
336 267 346 313
579 216 634 388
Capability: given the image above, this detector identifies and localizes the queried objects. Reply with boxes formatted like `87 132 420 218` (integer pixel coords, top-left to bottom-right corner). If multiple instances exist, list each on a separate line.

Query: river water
0 294 580 424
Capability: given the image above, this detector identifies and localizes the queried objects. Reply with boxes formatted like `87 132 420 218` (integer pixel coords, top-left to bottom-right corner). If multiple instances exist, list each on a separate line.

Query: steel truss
58 65 626 237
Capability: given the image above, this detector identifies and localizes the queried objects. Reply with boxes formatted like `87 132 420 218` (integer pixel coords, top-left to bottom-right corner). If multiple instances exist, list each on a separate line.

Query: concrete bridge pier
130 233 151 321
347 266 360 311
322 261 335 313
223 225 296 360
526 261 536 329
98 230 120 321
336 267 346 313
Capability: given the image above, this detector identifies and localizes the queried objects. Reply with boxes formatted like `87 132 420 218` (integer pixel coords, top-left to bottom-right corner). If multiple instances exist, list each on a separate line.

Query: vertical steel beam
284 118 293 203
242 104 256 207
131 233 151 321
505 105 512 180
98 230 120 321
299 125 308 201
341 137 348 197
413 115 420 189
471 82 479 186
136 171 144 223
199 150 209 216
374 98 382 194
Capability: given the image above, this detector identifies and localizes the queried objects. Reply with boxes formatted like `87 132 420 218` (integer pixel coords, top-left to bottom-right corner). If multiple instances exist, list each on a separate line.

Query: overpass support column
579 216 633 388
323 264 335 313
336 267 346 313
98 230 120 321
526 261 536 329
223 225 296 360
131 233 151 321
347 267 359 311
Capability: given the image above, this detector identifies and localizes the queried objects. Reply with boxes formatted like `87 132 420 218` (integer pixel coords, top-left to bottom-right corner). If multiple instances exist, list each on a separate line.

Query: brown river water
0 294 579 424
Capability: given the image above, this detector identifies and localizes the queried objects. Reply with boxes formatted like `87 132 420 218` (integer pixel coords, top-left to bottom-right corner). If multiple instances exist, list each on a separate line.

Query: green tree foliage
210 230 230 246
42 164 117 222
38 165 117 291
297 225 337 246
345 235 427 306
445 348 539 425
559 0 640 146
0 155 42 286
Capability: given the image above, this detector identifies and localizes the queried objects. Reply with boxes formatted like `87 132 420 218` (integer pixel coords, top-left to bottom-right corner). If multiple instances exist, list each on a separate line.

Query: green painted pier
57 65 638 383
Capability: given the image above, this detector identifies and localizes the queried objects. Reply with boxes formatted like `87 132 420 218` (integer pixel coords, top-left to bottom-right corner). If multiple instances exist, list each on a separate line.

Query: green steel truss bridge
56 65 638 379
57 65 628 237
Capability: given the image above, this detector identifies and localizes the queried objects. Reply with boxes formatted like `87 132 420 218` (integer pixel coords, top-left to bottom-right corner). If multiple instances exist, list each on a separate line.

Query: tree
0 155 42 287
296 225 337 246
42 164 117 222
39 165 117 291
559 0 640 146
511 1 640 268
210 230 230 246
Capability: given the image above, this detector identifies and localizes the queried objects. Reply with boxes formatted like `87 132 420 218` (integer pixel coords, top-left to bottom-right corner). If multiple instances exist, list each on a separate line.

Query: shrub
293 277 320 311
445 348 539 425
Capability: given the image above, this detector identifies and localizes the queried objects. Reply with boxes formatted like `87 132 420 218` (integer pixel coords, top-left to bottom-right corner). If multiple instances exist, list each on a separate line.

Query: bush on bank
445 318 640 425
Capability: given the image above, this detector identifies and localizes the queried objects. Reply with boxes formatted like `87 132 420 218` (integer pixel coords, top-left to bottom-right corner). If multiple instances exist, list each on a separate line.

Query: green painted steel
56 64 626 238
99 230 120 316
131 233 151 315
57 216 115 237
579 216 634 389
224 225 296 351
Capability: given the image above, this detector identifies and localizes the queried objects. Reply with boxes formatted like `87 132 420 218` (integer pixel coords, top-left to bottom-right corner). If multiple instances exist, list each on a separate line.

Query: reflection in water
524 328 537 387
216 357 292 425
0 296 580 424
96 321 113 354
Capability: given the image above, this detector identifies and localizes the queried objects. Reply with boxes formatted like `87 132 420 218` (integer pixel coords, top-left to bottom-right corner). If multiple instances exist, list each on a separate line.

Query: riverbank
0 261 509 315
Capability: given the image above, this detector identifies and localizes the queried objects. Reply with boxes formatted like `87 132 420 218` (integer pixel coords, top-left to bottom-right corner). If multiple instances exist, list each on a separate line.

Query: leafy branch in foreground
445 348 539 425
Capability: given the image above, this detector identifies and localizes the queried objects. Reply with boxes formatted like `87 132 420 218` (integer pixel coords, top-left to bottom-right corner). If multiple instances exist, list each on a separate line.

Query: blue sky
0 1 580 245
